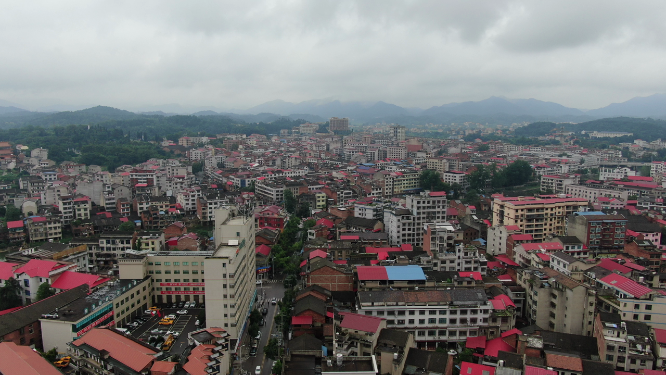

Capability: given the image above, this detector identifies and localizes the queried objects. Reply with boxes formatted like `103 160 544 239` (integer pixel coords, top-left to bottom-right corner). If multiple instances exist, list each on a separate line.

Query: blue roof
576 211 606 216
385 265 426 281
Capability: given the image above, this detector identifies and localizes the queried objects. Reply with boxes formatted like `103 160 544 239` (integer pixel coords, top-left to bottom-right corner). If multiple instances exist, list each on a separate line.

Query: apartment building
380 171 420 196
207 206 256 341
540 174 580 194
426 158 450 175
11 259 78 304
330 117 349 132
357 289 495 349
566 212 627 251
565 184 629 201
599 166 636 180
384 191 447 246
354 201 385 220
441 171 468 189
96 232 134 269
389 125 406 142
387 146 407 160
518 267 596 336
491 195 589 241
486 225 522 256
593 312 654 372
26 216 62 243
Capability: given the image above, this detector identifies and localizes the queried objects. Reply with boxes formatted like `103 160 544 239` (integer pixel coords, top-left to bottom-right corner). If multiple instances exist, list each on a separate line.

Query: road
238 281 284 375
130 307 202 357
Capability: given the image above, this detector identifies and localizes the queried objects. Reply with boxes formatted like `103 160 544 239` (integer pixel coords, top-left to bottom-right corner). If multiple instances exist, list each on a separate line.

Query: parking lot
125 303 203 356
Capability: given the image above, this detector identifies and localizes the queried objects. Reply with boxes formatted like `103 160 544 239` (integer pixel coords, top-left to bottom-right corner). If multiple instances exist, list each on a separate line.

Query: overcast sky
1 1 665 111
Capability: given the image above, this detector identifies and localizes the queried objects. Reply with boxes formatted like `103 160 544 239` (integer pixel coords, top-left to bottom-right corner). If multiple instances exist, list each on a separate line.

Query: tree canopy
36 282 56 301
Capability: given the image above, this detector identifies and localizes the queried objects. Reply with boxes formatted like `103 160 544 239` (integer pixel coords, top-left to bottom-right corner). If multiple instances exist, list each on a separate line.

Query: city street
238 280 285 375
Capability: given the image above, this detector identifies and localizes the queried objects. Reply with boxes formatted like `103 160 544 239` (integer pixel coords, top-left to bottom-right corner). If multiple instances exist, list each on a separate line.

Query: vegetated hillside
586 93 666 118
514 117 666 141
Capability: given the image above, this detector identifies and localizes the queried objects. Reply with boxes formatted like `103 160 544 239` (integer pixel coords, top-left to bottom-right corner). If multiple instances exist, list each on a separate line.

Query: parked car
176 309 188 315
255 366 261 375
255 331 261 340
167 314 177 319
190 301 197 308
249 347 257 356
259 318 265 326
195 319 201 326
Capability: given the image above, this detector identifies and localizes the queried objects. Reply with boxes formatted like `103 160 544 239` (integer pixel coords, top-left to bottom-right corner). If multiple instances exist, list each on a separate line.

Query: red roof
340 235 360 240
494 294 516 308
0 342 63 375
428 191 447 197
255 244 271 257
524 366 557 375
485 336 515 357
466 336 487 349
505 225 520 231
0 306 22 316
495 254 519 266
0 261 18 280
316 218 334 228
400 244 413 251
511 234 533 241
501 328 522 338
14 259 61 278
30 216 46 222
598 259 632 274
521 242 563 251
71 328 157 372
292 316 313 325
151 361 178 374
545 353 583 372
309 249 328 260
339 312 384 333
600 273 653 297
332 260 348 265
6 220 23 229
460 362 496 375
459 272 482 281
536 253 550 261
356 266 388 280
486 261 505 270
51 271 109 291
653 328 666 344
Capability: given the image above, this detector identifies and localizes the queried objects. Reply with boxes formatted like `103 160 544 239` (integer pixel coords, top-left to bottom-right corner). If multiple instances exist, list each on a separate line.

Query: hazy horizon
2 1 666 111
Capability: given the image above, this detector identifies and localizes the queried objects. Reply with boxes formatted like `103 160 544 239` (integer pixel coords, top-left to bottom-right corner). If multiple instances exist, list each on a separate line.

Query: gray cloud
0 1 665 111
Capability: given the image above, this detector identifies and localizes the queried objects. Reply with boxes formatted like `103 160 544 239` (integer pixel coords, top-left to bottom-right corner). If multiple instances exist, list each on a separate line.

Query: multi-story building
11 259 78 304
7 220 26 242
422 222 460 271
354 201 384 220
357 289 495 349
67 327 159 375
96 232 134 270
330 117 349 132
26 216 62 243
455 244 487 275
566 211 627 252
381 171 420 196
426 158 450 175
40 277 151 351
593 312 654 372
206 206 256 342
491 195 589 241
389 125 406 142
384 191 447 246
540 174 580 194
442 171 468 189
386 146 407 160
486 225 522 256
565 184 629 201
599 166 636 180
518 267 596 336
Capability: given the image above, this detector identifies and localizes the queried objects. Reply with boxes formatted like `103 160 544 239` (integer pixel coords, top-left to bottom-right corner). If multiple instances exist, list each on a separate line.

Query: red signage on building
76 311 114 336
161 291 205 295
160 282 205 286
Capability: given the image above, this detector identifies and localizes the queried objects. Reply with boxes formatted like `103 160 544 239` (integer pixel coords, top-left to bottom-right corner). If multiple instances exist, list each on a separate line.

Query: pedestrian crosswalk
258 279 281 284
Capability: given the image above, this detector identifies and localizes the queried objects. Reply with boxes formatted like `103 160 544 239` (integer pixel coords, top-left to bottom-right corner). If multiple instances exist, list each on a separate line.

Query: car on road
195 319 201 326
255 366 261 375
259 318 265 326
271 297 277 305
53 356 71 368
159 317 174 325
249 347 257 356
184 301 191 308
176 309 188 315
261 307 268 315
166 330 180 337
255 331 261 340
167 314 177 319
256 280 262 285
151 329 164 334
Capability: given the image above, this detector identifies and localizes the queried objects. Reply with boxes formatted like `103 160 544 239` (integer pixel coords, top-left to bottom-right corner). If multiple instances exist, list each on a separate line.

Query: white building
384 191 447 246
599 167 636 181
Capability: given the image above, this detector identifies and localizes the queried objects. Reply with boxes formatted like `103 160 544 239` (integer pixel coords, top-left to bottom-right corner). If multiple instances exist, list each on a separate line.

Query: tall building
329 117 349 132
206 206 256 341
389 125 406 142
566 211 627 252
491 195 588 241
384 191 447 246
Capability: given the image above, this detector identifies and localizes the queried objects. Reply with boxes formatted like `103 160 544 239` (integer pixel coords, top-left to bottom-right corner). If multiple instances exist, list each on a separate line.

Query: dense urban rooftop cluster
3 119 666 374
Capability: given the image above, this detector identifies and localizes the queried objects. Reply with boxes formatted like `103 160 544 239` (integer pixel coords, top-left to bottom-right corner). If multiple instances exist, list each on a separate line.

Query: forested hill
0 109 309 171
514 117 666 141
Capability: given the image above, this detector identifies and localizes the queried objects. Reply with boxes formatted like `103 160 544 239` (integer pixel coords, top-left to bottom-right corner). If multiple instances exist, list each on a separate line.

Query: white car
166 330 180 337
176 309 188 315
271 297 277 305
184 302 191 308
255 366 261 375
166 314 177 319
150 329 163 334
190 301 197 308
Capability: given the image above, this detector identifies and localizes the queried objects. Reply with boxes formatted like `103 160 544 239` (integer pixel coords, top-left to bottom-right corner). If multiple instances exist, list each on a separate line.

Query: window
417 331 425 337
633 314 639 320
634 304 640 310
644 315 652 321
192 262 198 266
439 318 447 324
429 310 437 315
419 310 425 315
606 354 614 361
408 319 414 325
419 319 425 324
192 270 199 274
387 320 395 325
174 262 180 266
165 279 172 282
397 319 405 325
606 345 614 352
427 330 436 336
428 318 436 324
408 311 415 316
439 310 447 315
397 311 405 316
450 319 457 324
164 262 171 266
165 270 171 274
174 270 180 274
376 311 385 316
646 304 653 311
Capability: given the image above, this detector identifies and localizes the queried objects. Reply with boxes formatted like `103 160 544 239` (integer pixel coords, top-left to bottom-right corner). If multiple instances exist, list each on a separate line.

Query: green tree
248 323 259 340
463 189 480 207
272 360 283 375
468 165 490 191
477 144 490 151
39 347 58 363
264 338 280 360
640 165 651 177
419 170 449 192
5 205 21 221
118 221 136 232
191 161 203 174
295 203 310 219
249 309 262 326
36 282 56 301
0 278 22 310
283 190 296 214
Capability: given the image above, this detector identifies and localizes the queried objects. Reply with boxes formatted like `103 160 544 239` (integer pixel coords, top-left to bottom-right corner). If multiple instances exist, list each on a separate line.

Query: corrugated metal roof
385 265 426 281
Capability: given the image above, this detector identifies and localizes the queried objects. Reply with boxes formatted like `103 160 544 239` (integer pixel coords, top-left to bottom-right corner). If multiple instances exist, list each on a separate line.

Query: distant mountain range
1 93 666 127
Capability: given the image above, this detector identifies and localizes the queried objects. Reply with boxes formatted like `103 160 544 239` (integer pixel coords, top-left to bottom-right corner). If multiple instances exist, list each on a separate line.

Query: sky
1 1 666 112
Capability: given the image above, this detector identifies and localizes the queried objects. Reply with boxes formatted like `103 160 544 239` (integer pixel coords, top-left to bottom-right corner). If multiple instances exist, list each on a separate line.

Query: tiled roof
521 242 563 252
255 244 271 257
50 271 109 291
71 328 157 373
485 337 515 357
292 316 313 325
460 361 496 375
0 342 62 375
6 220 23 229
309 249 328 260
357 266 388 280
598 259 631 274
524 366 557 375
466 335 486 349
183 344 215 375
599 273 653 298
654 328 666 344
545 352 582 372
459 272 482 281
14 259 62 278
339 312 384 333
0 261 18 280
511 234 533 241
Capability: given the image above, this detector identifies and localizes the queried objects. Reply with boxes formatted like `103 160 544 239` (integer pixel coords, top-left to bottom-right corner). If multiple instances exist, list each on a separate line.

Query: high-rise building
206 206 256 341
384 191 447 246
329 117 349 132
389 125 406 142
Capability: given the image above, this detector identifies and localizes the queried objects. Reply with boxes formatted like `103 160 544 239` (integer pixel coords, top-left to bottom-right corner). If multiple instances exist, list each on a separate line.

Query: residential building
389 125 406 142
442 171 468 189
384 191 447 246
330 117 349 132
26 216 62 243
566 212 627 252
593 312 654 371
565 184 629 201
11 259 78 304
599 166 636 180
96 232 134 270
540 174 580 194
517 267 597 336
491 195 589 241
